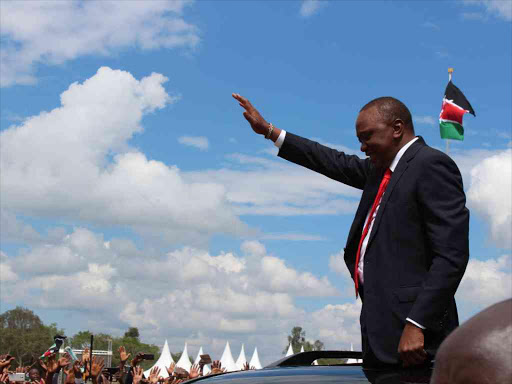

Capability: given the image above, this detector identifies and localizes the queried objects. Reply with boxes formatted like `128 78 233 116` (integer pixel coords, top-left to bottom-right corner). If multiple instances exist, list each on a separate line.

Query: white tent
220 342 238 372
193 346 211 375
144 340 174 379
235 344 247 370
285 344 294 357
300 346 305 353
249 347 262 370
193 346 203 365
176 343 192 373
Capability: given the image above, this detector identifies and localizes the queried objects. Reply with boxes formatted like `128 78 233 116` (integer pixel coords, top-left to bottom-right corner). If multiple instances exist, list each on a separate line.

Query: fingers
232 93 252 110
400 348 427 367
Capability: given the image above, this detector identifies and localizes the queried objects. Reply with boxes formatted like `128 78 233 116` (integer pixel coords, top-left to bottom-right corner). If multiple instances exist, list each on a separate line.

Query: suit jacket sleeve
408 151 469 330
277 132 371 190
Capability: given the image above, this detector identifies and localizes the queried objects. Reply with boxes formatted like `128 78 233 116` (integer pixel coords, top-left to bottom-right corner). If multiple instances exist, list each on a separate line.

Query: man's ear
392 118 405 139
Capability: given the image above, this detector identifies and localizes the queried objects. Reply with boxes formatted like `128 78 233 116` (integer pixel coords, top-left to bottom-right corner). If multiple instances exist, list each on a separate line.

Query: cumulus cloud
178 136 210 150
259 255 338 297
306 302 362 349
457 254 512 311
0 67 365 246
461 0 512 21
0 0 199 87
329 249 356 297
0 210 42 244
0 251 19 283
467 149 512 249
185 154 361 217
0 67 247 245
299 0 327 18
448 148 503 189
1 230 350 363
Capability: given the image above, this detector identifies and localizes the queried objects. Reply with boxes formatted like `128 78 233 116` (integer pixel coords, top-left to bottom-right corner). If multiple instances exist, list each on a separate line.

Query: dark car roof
189 365 432 384
187 351 432 384
189 366 369 384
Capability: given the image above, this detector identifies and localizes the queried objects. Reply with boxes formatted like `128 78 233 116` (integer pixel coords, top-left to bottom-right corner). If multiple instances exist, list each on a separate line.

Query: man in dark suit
232 93 469 367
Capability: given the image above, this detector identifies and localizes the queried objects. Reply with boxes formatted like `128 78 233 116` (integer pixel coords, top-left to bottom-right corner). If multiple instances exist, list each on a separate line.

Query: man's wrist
406 317 426 330
269 126 281 142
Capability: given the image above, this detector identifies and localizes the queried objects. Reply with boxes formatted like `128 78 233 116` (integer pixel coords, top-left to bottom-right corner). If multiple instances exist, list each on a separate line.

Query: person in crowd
28 368 44 384
233 93 469 368
430 299 512 384
0 343 252 384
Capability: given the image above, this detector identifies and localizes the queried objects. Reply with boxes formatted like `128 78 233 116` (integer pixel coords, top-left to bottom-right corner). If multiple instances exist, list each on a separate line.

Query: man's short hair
360 97 414 133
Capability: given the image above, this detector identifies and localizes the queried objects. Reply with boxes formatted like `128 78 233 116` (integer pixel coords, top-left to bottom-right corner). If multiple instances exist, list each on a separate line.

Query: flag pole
446 68 454 154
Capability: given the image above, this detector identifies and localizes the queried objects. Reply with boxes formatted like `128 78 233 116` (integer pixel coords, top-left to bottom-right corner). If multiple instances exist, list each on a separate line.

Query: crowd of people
0 346 252 384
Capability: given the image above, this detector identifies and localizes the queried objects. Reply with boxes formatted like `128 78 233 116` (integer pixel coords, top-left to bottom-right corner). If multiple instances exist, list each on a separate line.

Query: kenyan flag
439 81 475 141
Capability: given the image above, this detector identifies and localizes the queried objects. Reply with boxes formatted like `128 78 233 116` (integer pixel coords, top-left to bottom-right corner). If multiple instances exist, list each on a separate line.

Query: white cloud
449 148 502 188
0 209 42 244
178 136 210 150
260 255 338 297
457 254 512 309
329 249 356 297
185 154 361 217
0 67 247 245
467 149 512 249
0 67 363 246
414 115 437 126
306 302 362 349
0 0 199 87
299 0 327 18
0 229 350 364
0 251 19 283
461 0 512 21
241 240 267 257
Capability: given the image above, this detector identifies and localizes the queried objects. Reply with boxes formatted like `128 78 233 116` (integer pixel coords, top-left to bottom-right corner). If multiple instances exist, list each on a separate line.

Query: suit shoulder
416 144 459 168
414 144 464 185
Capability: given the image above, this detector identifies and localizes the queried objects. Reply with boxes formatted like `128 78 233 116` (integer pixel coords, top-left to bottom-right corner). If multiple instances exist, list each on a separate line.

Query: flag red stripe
440 100 467 125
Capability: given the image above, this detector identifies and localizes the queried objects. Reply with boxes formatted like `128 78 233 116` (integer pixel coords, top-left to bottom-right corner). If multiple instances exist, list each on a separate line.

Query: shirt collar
389 137 419 172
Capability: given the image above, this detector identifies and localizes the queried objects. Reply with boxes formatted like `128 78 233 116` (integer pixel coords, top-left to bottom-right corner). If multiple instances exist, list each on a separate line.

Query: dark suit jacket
278 132 469 364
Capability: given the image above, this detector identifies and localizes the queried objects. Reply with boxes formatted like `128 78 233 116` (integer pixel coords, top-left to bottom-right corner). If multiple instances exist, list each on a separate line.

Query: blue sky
1 0 511 365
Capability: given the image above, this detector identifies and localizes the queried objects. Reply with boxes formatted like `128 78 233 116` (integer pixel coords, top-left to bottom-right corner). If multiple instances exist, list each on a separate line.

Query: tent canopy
144 340 174 379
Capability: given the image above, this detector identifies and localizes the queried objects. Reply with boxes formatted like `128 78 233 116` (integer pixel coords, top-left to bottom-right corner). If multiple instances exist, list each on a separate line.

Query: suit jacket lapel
365 137 425 250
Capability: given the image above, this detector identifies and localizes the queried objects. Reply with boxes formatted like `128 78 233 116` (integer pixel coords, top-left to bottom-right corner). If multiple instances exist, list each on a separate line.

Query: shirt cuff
406 318 426 330
275 129 286 148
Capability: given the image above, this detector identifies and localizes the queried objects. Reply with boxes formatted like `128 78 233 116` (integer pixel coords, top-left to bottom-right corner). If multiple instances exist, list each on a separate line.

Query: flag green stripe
440 121 464 141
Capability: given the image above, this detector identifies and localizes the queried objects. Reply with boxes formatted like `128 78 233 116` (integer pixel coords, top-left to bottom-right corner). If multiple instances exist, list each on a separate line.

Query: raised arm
232 93 371 189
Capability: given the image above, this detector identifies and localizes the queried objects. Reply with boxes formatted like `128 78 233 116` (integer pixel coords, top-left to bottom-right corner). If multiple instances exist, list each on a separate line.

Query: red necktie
354 168 392 297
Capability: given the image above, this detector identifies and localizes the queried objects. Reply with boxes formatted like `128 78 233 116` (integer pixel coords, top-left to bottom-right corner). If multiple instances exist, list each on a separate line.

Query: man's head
29 368 41 382
430 299 512 384
356 97 415 169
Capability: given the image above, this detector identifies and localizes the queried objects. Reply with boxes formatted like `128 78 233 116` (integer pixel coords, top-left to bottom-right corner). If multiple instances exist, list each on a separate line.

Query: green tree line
0 307 158 369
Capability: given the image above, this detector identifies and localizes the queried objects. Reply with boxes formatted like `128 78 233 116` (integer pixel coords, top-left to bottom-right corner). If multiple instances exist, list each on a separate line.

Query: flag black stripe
444 81 476 116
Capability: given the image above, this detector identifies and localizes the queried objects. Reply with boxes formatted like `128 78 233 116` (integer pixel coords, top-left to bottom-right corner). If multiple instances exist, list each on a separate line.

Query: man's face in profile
355 107 397 169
